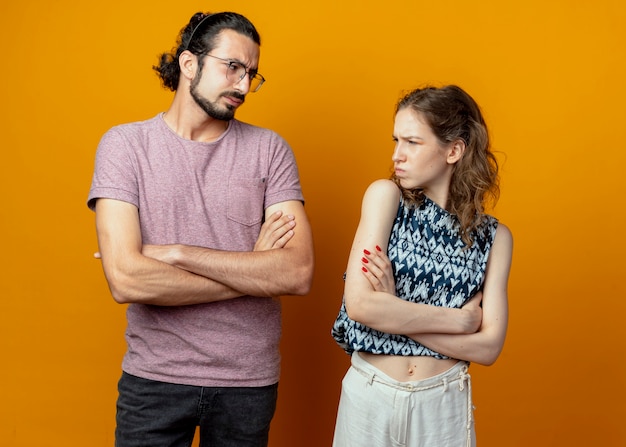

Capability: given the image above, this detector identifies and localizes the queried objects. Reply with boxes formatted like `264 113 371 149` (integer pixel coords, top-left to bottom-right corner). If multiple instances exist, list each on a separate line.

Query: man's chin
207 107 235 121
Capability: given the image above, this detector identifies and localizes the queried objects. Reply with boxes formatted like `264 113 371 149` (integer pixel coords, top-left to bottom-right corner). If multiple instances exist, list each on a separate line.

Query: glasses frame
203 53 265 93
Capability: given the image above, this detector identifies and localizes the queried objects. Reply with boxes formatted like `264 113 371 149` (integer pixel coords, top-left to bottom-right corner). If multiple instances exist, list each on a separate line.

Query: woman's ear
447 139 466 165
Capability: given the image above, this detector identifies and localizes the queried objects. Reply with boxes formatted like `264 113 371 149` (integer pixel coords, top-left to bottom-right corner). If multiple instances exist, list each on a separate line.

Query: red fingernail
363 249 371 255
361 257 368 263
362 266 368 272
375 245 382 252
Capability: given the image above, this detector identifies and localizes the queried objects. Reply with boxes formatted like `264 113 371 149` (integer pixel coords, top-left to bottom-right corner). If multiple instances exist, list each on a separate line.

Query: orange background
1 0 625 446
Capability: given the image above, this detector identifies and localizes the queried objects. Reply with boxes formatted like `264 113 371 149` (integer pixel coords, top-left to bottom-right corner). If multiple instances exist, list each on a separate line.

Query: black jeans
115 372 278 447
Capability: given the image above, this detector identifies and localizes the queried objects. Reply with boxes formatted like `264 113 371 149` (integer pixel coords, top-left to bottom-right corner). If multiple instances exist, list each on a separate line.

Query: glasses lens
225 62 246 82
223 60 264 92
250 76 264 92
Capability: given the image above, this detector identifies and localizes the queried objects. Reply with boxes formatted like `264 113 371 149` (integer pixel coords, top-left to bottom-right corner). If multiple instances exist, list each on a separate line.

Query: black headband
184 13 213 51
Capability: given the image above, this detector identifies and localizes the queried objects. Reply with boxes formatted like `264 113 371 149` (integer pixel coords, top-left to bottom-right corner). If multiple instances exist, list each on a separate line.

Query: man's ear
178 50 197 81
447 139 466 165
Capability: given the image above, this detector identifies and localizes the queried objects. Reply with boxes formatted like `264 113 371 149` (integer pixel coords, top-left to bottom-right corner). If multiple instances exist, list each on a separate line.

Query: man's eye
227 62 243 71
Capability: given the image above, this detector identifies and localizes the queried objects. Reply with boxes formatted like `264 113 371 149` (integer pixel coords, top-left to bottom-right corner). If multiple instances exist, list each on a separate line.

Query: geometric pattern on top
332 196 498 358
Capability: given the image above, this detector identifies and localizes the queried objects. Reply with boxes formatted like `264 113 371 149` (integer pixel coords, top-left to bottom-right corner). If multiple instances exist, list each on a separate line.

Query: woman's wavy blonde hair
392 85 500 246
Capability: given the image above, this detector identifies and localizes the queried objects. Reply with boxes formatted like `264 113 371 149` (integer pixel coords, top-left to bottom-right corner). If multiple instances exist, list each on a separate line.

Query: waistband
351 351 469 391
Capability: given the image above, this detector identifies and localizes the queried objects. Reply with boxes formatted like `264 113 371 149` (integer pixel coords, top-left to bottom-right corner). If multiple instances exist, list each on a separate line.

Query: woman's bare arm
343 179 481 335
410 224 513 365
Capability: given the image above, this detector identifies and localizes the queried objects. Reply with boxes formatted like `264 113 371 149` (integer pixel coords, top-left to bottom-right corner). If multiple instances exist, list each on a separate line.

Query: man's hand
254 210 296 251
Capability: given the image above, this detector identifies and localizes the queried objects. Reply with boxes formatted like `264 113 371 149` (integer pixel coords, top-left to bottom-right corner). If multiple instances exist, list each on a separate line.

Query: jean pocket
227 177 266 226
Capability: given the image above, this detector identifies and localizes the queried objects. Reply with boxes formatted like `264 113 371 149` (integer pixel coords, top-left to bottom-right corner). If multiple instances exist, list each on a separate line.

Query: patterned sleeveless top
331 196 499 359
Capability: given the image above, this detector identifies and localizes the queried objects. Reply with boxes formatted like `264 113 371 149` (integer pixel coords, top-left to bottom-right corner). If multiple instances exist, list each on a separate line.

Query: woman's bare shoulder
364 179 401 201
359 179 401 221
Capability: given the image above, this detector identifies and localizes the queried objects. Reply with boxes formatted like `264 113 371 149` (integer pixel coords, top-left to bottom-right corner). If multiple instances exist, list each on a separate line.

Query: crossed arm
407 225 512 365
95 198 314 306
364 225 512 365
347 179 513 366
343 179 484 336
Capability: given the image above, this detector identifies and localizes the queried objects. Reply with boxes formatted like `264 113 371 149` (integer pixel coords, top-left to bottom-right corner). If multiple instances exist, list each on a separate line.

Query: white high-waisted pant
332 352 475 447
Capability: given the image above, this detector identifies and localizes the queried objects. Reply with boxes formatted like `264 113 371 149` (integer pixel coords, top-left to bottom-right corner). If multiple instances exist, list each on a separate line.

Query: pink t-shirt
88 114 304 387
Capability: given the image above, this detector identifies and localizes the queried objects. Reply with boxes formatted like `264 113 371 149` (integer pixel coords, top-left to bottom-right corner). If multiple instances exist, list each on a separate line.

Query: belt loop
442 377 448 392
458 364 469 391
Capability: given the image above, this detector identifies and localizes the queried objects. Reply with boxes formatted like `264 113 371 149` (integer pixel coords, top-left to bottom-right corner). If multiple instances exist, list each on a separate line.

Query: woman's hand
459 292 483 334
361 245 396 294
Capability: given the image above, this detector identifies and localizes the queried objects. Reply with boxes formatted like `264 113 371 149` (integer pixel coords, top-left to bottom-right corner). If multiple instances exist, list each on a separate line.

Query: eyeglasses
204 54 265 93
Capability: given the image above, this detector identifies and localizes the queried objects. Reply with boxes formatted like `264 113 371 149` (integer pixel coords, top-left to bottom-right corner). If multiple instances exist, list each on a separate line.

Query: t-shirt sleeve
87 127 139 211
264 131 304 208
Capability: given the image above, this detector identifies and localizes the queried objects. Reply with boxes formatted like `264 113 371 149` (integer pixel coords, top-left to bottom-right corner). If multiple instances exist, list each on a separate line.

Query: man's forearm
165 244 313 297
104 252 244 306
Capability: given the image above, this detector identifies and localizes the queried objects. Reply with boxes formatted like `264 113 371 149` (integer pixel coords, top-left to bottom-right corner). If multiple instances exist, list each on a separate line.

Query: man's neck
163 95 230 142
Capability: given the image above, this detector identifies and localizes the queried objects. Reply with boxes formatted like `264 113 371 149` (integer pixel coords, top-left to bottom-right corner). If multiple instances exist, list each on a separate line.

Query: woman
331 85 513 447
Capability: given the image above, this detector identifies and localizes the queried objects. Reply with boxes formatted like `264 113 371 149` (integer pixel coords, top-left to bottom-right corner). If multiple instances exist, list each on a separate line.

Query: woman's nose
392 145 403 162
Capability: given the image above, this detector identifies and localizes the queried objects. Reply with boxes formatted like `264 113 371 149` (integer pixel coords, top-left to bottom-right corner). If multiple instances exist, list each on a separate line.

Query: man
87 11 314 447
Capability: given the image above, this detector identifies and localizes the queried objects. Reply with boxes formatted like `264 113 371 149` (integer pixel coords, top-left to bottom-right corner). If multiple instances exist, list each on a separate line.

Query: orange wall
1 1 625 446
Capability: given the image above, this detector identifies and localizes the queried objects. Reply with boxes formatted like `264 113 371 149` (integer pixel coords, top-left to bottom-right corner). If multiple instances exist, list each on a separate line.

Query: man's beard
190 74 245 121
